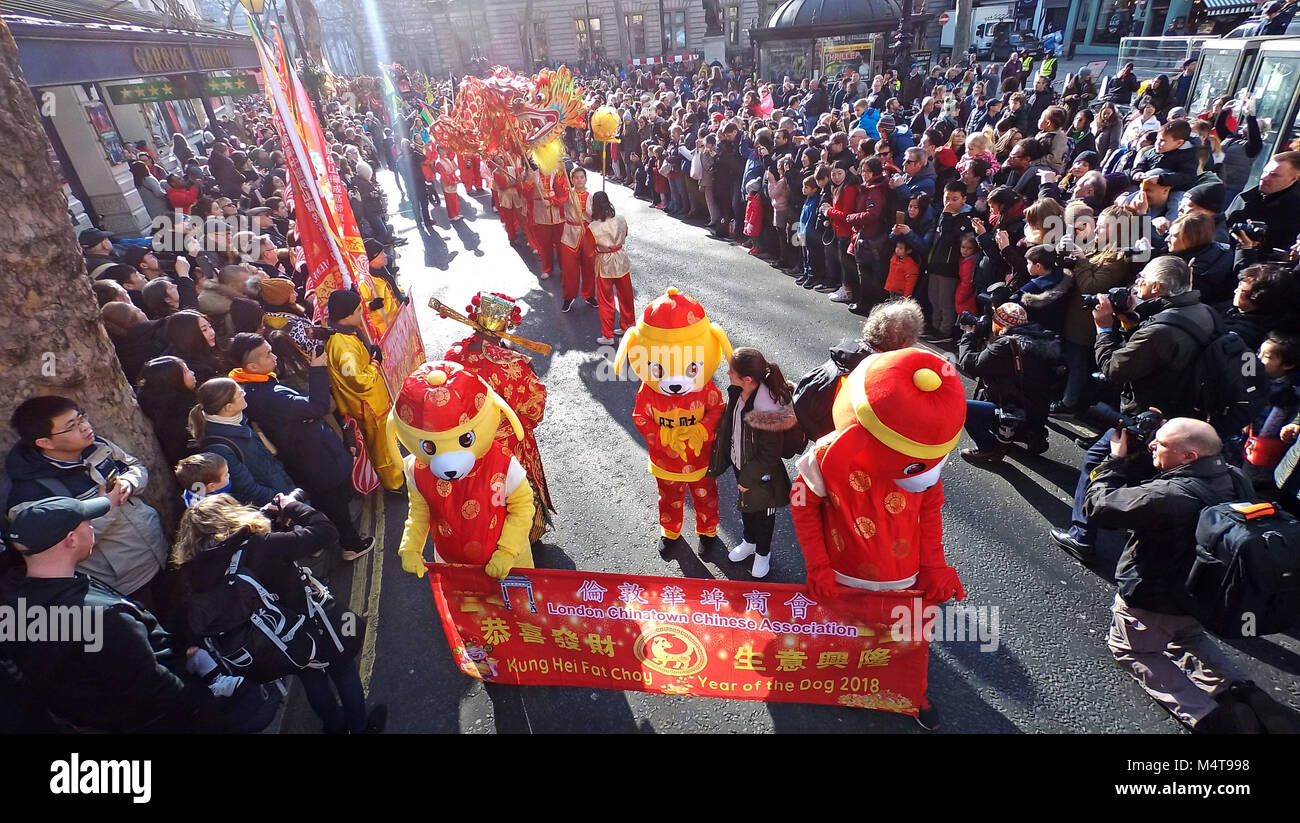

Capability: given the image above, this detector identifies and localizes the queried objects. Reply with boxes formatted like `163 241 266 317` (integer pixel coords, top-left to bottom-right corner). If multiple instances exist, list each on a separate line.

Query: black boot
697 534 723 554
658 536 681 558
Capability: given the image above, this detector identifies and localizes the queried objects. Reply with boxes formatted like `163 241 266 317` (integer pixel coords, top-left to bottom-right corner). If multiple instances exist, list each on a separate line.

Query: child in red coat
885 240 921 298
955 234 980 315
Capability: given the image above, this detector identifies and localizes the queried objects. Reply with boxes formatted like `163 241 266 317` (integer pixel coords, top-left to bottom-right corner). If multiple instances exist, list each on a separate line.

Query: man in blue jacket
227 333 373 562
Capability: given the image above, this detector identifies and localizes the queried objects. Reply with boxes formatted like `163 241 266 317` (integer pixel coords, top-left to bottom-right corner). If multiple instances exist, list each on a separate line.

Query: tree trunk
0 20 178 532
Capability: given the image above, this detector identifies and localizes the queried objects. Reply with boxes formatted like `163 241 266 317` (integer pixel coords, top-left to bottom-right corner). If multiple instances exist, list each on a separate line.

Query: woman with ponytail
707 347 800 578
188 378 295 507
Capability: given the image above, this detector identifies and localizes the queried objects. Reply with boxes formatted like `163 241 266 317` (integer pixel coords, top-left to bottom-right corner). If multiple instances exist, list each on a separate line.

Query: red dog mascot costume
789 348 966 727
614 288 732 557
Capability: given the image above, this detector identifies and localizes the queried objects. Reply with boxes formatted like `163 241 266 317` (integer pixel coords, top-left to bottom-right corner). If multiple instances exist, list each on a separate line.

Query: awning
627 53 701 65
1200 0 1262 17
2 0 259 87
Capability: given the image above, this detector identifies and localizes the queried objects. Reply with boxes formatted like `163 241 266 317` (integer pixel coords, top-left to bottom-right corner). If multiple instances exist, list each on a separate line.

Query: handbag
344 414 382 495
1245 426 1289 468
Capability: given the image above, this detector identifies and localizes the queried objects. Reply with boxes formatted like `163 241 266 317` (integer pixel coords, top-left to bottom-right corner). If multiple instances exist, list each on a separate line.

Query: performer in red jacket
436 147 462 221
789 347 967 730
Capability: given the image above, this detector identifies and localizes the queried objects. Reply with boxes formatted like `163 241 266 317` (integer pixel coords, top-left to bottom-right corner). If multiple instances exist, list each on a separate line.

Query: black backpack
188 543 361 683
1147 309 1256 438
793 340 875 442
1188 501 1300 639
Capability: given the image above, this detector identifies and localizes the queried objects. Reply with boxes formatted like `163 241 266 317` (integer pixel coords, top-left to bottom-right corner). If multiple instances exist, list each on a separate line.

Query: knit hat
993 302 1028 328
258 276 297 307
327 288 362 323
1186 180 1225 212
844 348 966 460
878 114 895 129
1074 150 1101 168
393 361 492 435
363 238 386 260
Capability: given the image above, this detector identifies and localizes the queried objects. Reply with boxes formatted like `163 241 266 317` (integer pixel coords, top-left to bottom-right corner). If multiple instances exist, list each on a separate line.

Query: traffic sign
939 11 950 25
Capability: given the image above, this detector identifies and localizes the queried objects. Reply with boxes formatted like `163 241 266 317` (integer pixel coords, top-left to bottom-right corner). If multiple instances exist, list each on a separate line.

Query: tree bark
0 20 178 531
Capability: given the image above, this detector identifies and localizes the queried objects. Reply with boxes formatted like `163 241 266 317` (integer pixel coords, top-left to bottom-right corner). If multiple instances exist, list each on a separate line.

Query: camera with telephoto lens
1083 403 1164 450
1082 286 1137 315
1056 237 1080 269
1231 220 1268 243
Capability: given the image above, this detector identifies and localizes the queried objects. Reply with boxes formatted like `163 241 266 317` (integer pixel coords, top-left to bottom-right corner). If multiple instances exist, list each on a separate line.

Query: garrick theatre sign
5 16 260 87
132 45 244 75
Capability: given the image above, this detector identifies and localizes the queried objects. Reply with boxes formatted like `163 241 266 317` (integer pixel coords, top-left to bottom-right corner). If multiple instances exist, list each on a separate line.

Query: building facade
340 0 769 75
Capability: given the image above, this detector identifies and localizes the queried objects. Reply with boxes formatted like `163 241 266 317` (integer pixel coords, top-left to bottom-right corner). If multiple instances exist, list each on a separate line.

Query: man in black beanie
363 238 408 304
1179 181 1230 244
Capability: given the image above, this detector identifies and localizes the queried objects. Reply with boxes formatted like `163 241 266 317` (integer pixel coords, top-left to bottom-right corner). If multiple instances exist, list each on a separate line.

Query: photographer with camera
1226 151 1300 257
958 302 1063 463
1055 205 1138 415
174 492 386 734
1082 418 1272 733
1052 256 1218 561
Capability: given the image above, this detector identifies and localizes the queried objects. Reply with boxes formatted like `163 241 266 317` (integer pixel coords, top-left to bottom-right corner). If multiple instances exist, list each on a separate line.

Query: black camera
1082 286 1137 315
1085 403 1164 450
1056 238 1080 269
261 487 307 518
1231 220 1268 243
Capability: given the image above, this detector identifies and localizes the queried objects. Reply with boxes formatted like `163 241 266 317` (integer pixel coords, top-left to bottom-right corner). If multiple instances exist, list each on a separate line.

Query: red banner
254 23 380 339
378 302 426 395
429 565 930 714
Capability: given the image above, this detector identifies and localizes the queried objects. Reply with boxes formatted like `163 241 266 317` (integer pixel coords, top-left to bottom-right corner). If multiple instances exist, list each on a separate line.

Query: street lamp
238 0 266 16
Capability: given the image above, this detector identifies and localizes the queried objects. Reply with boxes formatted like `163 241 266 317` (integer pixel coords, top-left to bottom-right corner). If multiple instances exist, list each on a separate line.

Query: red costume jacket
631 383 726 482
443 335 553 514
789 428 948 592
412 440 516 565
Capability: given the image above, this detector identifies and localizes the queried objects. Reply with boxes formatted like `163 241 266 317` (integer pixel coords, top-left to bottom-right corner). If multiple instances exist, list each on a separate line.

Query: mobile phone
895 210 906 225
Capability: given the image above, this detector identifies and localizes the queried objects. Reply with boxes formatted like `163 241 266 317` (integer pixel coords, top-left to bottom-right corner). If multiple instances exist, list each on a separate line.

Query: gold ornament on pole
590 105 619 190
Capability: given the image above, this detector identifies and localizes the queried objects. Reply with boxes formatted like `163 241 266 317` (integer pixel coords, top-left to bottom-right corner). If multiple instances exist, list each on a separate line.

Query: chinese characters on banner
378 302 427 394
428 565 930 714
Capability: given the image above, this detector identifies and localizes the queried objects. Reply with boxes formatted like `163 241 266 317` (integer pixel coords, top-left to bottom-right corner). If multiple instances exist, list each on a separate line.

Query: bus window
1244 54 1300 190
1189 49 1240 118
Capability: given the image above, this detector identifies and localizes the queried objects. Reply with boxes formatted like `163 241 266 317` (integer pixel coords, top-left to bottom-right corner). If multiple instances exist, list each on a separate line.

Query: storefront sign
429 564 930 714
107 73 259 105
822 42 872 76
10 21 260 86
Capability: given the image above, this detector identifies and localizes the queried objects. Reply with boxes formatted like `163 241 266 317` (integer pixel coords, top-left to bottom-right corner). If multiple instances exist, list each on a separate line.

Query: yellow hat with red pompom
394 360 492 436
837 348 966 459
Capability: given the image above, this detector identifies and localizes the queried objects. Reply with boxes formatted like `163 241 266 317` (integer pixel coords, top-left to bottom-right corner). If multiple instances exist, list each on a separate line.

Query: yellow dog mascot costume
392 361 535 579
614 288 732 557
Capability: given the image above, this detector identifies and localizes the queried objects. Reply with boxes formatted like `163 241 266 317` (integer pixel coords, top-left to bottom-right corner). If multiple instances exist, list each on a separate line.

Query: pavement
283 166 1300 734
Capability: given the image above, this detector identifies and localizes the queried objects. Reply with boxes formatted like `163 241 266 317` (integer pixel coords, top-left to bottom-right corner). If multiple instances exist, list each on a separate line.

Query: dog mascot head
831 348 967 492
614 288 732 396
390 361 524 481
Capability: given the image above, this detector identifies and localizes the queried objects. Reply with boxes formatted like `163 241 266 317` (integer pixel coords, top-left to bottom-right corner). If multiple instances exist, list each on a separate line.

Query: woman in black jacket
165 310 231 384
136 356 197 468
173 494 384 734
1167 212 1234 309
708 348 799 579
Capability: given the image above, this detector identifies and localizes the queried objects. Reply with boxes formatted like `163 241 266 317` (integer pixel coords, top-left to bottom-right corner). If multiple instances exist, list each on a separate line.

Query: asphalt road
285 168 1300 734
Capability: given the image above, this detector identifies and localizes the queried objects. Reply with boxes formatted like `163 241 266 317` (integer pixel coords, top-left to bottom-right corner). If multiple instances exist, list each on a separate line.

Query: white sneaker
751 553 771 579
729 540 757 562
208 674 245 697
828 287 853 303
596 336 615 345
540 271 551 280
